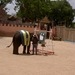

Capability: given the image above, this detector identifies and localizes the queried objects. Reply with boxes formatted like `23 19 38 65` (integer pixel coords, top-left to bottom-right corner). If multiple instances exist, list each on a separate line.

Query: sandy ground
0 36 75 75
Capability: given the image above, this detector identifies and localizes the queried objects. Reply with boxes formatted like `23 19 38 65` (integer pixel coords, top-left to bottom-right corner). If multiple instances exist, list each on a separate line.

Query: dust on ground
0 37 75 75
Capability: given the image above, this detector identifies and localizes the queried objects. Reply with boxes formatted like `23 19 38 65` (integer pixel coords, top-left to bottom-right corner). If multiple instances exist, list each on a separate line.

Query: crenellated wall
1 23 75 42
0 23 40 37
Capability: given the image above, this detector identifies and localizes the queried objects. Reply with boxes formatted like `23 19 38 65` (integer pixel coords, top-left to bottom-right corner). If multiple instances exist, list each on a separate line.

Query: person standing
32 34 38 55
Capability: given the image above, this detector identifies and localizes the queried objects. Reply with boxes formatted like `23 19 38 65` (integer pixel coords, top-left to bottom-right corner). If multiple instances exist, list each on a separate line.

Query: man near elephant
32 34 38 55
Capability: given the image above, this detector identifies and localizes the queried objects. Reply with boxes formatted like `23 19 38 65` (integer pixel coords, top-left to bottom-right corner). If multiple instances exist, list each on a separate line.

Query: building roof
0 6 7 22
40 16 50 23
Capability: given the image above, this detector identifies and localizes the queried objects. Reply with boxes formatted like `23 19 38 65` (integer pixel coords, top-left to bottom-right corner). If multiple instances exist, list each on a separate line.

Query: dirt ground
0 36 75 75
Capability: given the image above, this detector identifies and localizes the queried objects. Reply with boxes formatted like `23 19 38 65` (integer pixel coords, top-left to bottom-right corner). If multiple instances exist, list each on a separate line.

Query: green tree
73 9 75 16
48 0 74 26
0 0 12 7
15 0 74 26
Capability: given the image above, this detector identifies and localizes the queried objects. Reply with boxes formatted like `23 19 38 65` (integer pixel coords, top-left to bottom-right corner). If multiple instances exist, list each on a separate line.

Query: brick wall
0 24 40 37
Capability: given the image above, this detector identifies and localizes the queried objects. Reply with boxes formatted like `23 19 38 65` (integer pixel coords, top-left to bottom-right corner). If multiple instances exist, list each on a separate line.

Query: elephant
7 30 33 54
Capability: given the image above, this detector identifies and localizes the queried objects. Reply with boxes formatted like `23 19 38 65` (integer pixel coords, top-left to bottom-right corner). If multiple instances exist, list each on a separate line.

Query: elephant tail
6 40 13 48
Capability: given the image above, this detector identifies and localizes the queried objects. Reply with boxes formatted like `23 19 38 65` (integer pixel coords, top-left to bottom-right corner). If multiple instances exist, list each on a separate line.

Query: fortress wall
0 24 40 37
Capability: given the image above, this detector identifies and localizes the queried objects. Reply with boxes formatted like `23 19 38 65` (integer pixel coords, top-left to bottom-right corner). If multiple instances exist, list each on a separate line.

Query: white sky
5 0 17 15
68 0 75 9
5 0 75 21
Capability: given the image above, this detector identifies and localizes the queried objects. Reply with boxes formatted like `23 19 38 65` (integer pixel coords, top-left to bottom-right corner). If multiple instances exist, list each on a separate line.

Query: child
32 34 38 55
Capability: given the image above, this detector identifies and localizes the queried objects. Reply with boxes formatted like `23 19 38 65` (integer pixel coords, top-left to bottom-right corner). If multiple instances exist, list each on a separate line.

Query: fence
56 26 75 42
0 23 40 37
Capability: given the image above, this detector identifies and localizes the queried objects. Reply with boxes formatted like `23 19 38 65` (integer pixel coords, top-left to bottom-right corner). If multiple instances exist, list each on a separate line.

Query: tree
73 9 75 16
15 0 74 26
48 0 74 26
0 0 12 7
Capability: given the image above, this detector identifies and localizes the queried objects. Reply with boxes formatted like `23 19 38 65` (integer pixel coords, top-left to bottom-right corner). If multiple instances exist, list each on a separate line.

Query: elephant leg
13 46 18 54
13 43 19 54
23 46 26 54
27 43 30 54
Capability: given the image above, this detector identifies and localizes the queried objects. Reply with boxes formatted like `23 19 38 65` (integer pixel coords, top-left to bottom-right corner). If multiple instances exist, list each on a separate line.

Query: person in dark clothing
32 34 38 55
